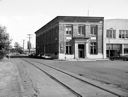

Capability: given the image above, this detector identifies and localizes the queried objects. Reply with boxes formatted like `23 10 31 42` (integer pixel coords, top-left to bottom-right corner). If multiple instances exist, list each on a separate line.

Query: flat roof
57 16 104 22
35 16 104 34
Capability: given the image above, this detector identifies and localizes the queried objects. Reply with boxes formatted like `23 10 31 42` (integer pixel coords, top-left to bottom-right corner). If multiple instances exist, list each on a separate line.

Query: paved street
30 58 128 93
11 57 128 97
1 57 127 97
11 58 77 97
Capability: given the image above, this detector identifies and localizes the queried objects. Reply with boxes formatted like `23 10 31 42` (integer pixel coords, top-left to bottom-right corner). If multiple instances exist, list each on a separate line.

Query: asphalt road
29 58 128 93
11 57 126 97
11 58 78 97
9 57 128 97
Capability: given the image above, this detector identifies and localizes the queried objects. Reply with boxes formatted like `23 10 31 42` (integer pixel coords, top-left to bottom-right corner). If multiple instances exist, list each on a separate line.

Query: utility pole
27 34 32 53
23 40 25 53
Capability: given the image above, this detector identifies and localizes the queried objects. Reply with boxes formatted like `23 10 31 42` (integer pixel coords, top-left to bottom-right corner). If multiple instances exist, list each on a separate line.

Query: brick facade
35 16 104 59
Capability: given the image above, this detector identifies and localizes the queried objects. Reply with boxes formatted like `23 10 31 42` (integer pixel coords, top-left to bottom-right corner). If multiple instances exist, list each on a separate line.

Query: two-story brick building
35 16 104 60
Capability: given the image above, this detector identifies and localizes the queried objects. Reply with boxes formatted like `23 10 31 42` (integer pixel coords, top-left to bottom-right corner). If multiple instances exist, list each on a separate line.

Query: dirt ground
0 58 22 97
33 59 128 93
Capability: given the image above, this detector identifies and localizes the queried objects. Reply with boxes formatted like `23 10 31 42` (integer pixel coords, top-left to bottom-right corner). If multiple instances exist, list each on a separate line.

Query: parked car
41 55 52 59
29 53 36 58
110 55 128 61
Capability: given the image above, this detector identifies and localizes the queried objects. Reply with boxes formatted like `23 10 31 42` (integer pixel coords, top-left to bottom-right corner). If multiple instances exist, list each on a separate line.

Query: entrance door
78 44 85 58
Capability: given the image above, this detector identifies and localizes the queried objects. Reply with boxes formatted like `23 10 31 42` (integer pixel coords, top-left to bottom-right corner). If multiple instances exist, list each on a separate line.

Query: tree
0 26 10 59
14 42 23 54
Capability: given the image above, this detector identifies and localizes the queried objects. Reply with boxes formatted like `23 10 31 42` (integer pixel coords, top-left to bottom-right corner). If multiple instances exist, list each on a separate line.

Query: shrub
0 26 10 60
0 50 5 59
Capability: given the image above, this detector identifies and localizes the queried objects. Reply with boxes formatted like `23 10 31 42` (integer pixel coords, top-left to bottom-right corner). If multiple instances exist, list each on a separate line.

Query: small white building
104 19 128 58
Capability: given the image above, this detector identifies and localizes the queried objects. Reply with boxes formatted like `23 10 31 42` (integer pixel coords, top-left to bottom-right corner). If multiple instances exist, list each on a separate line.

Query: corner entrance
78 44 85 58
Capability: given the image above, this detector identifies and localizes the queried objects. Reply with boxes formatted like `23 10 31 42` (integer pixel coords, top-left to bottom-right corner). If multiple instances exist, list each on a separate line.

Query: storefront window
124 48 128 54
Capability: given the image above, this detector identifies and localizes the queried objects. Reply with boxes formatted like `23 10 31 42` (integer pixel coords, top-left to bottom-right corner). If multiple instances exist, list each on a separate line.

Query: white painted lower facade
58 41 104 60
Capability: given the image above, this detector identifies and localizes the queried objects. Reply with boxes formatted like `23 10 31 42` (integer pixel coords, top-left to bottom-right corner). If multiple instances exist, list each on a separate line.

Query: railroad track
22 58 127 97
22 58 82 97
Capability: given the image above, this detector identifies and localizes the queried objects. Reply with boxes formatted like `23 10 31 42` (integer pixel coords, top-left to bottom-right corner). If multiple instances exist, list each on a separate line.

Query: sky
0 0 128 49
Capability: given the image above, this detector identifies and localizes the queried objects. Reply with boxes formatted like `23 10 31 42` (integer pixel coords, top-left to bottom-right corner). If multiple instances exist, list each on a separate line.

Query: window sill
119 38 128 39
90 54 98 55
78 34 84 36
107 38 116 39
90 34 96 37
65 54 73 55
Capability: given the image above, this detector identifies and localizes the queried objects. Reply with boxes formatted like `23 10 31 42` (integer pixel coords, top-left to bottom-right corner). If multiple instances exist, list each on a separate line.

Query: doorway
78 44 85 58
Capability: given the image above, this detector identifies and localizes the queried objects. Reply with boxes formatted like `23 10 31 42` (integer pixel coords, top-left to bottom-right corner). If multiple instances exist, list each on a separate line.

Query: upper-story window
90 25 98 36
119 30 128 39
106 29 116 38
66 25 73 35
78 25 85 35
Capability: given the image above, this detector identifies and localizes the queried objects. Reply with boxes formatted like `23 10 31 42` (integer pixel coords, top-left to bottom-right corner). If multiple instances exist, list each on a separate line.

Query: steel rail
23 58 127 97
22 58 82 97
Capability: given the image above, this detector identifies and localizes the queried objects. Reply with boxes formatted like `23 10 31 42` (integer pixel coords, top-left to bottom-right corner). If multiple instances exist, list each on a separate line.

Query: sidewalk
0 58 22 97
58 57 109 61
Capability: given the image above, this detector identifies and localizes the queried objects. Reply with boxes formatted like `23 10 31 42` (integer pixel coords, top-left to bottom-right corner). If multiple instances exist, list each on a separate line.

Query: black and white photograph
0 0 128 97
